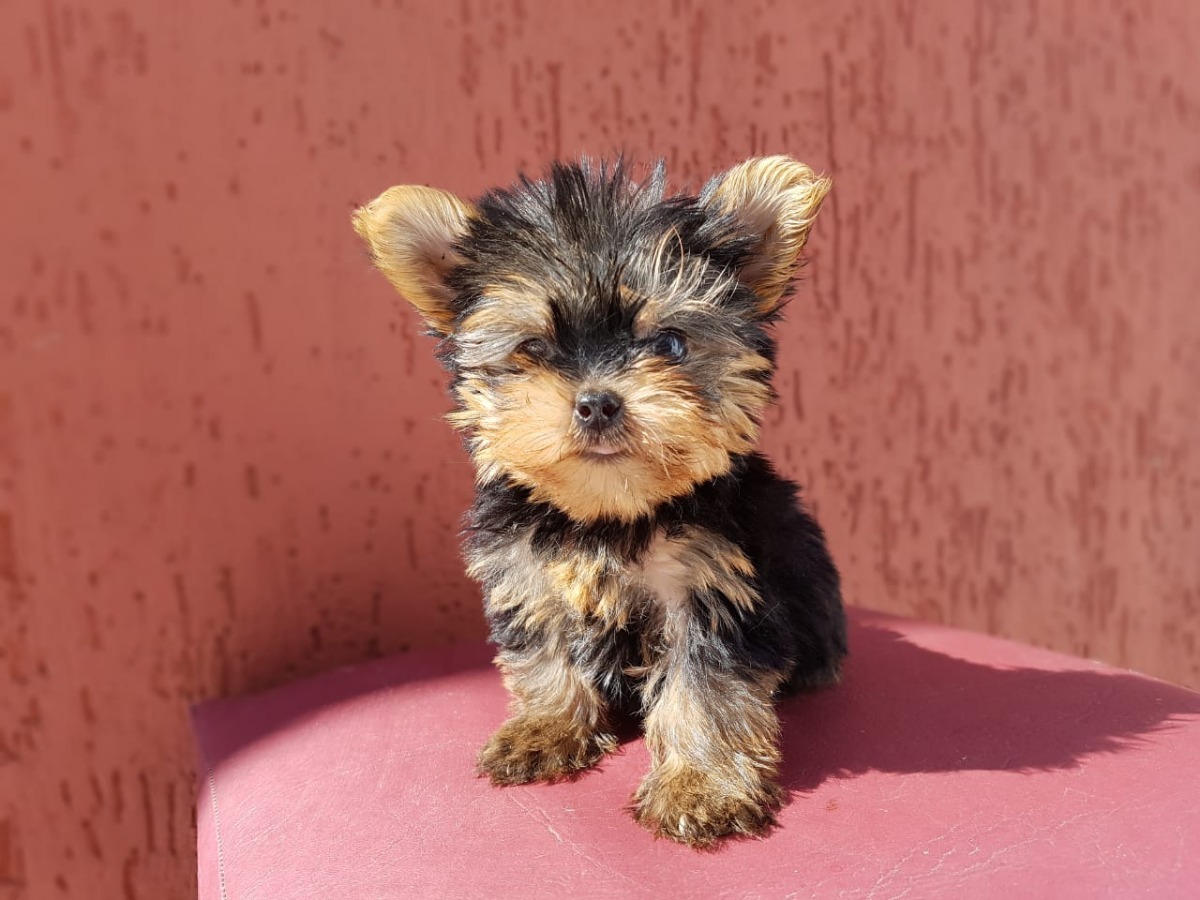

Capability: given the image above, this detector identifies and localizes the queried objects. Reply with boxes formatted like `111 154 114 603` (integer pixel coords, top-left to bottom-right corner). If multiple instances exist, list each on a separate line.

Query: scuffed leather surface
193 610 1200 899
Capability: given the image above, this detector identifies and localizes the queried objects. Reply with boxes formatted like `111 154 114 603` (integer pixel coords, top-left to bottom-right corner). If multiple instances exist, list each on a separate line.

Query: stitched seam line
198 734 230 900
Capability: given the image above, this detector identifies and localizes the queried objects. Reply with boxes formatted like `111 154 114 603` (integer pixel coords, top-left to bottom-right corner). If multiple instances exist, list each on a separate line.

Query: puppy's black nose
574 390 624 431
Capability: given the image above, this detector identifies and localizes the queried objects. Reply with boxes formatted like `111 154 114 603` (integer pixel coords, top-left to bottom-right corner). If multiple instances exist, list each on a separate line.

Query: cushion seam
196 726 230 900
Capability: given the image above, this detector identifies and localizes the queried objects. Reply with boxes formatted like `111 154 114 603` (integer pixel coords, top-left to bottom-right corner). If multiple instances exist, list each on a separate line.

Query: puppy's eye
515 337 551 360
650 330 688 362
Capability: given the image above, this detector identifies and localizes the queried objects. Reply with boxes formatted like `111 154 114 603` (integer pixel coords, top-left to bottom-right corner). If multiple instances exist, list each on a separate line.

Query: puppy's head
354 157 830 522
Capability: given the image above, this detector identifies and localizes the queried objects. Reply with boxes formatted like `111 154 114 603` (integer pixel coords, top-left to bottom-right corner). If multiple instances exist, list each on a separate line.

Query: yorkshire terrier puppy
353 157 847 847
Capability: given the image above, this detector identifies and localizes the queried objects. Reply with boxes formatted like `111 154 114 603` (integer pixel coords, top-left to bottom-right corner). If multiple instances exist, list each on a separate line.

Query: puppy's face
354 158 829 522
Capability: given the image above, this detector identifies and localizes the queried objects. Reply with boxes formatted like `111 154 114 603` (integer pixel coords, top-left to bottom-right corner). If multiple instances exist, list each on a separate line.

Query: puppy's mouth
576 440 630 462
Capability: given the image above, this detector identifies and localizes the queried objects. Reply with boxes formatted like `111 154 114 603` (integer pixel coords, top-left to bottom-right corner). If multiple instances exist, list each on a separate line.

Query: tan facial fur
449 352 772 522
353 158 829 524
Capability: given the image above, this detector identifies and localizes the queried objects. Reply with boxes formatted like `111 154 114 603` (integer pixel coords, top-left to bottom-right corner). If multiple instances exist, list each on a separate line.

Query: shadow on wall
780 617 1200 793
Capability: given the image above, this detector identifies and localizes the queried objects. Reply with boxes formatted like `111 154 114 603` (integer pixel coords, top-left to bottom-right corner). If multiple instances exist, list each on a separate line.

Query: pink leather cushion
192 609 1200 898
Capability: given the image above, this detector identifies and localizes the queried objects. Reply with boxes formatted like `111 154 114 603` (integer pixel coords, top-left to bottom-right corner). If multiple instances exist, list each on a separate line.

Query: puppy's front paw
633 763 784 848
477 716 616 785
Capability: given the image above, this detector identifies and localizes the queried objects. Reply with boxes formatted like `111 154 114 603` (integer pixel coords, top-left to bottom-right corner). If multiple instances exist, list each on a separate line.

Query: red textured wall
2 1 1198 896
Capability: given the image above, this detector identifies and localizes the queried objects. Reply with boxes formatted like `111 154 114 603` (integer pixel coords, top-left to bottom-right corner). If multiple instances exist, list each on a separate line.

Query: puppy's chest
547 527 759 626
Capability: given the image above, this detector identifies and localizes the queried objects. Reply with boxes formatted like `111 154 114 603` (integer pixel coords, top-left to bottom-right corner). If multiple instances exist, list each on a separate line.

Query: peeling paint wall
1 1 1198 896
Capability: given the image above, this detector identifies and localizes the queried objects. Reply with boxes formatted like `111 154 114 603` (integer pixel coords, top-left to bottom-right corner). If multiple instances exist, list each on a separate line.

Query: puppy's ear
701 156 831 314
352 185 475 335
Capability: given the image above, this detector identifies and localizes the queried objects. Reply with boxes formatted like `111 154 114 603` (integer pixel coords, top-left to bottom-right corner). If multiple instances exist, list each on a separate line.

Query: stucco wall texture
2 0 1198 896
